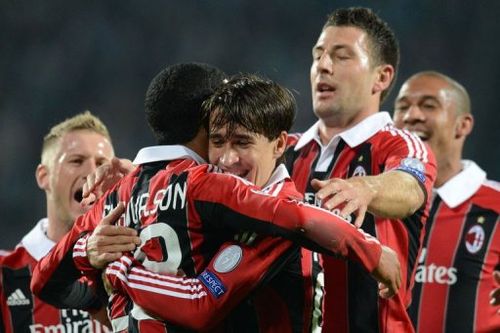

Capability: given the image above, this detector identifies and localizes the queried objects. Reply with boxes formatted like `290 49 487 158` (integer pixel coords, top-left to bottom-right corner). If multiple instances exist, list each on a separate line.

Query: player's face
208 125 285 188
46 130 114 227
311 26 380 122
393 75 458 160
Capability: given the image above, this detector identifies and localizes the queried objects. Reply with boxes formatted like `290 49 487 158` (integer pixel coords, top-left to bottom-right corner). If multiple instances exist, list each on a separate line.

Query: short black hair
324 7 400 102
145 63 226 144
202 74 295 141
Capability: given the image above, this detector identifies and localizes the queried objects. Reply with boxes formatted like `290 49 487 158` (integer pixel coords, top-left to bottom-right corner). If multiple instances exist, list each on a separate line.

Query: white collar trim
262 164 290 190
133 145 206 165
295 112 393 150
435 160 487 208
21 218 56 260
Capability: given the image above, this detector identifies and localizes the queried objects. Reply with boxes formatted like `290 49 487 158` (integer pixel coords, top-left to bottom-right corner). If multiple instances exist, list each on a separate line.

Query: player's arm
29 222 104 311
191 168 401 295
105 238 293 330
313 133 436 227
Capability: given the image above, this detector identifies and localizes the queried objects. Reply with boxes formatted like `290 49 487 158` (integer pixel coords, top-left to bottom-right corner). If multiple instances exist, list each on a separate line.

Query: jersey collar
21 218 56 260
262 164 290 190
133 145 206 165
435 160 486 208
295 111 393 150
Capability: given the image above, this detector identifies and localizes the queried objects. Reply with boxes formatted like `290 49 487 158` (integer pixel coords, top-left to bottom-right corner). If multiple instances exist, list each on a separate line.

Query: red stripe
474 216 500 332
417 203 467 332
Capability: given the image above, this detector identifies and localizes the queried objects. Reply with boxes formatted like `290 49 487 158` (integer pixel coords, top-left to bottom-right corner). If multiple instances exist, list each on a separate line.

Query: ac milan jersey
409 160 500 333
31 145 383 332
285 112 437 333
0 219 109 333
103 165 314 332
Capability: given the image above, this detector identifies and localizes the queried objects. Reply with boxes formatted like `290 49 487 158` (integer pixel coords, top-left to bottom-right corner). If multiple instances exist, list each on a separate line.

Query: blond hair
41 111 111 165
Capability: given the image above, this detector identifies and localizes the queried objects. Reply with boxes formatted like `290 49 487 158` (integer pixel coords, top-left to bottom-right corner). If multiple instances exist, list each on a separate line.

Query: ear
273 131 288 159
455 113 474 139
372 64 395 95
36 164 50 191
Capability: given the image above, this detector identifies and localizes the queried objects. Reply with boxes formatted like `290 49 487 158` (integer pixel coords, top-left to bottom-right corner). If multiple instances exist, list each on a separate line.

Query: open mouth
317 82 335 93
74 189 83 202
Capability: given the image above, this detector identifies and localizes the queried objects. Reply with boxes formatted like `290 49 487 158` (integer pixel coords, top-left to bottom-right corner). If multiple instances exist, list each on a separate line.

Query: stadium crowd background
1 0 499 247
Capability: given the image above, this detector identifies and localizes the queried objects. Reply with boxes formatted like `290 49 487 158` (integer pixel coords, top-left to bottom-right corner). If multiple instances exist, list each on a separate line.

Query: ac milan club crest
465 225 485 254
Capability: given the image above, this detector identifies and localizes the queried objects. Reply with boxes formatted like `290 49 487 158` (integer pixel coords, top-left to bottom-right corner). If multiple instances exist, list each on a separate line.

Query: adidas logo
7 289 30 306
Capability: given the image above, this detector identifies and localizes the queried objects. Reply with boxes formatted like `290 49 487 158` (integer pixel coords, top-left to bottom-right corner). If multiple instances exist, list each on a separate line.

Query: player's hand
87 203 141 269
312 177 377 228
490 270 500 314
81 157 135 207
371 245 401 299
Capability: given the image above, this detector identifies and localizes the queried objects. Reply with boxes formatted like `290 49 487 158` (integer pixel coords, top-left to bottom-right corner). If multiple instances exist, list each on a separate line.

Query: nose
403 105 426 124
315 52 333 74
82 159 99 179
219 148 239 168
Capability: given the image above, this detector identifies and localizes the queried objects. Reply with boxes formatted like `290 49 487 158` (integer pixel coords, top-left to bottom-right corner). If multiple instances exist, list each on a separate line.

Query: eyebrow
395 95 441 104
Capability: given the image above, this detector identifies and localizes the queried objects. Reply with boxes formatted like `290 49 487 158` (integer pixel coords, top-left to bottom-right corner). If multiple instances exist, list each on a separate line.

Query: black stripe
1 266 33 332
347 214 380 333
445 204 498 332
408 195 442 328
267 247 305 333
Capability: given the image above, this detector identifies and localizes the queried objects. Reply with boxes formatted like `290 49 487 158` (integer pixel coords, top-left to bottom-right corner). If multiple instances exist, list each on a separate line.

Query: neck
46 209 71 242
184 130 209 161
317 108 378 145
435 152 462 188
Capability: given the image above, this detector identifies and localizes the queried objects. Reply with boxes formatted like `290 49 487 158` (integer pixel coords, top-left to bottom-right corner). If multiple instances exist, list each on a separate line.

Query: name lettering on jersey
29 309 108 332
127 182 187 226
199 270 226 298
414 248 457 285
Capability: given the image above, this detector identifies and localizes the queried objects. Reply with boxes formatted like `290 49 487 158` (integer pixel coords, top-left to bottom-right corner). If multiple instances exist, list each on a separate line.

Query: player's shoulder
0 245 32 268
475 179 500 212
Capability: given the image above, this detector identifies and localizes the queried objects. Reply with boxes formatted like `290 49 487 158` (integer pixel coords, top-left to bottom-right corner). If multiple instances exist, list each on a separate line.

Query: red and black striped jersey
285 112 437 333
409 160 500 333
0 219 109 333
32 145 383 332
104 166 313 332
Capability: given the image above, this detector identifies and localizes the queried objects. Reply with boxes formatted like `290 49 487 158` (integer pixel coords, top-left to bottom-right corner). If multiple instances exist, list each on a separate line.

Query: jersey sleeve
30 198 107 311
381 128 437 201
105 237 293 331
189 168 382 273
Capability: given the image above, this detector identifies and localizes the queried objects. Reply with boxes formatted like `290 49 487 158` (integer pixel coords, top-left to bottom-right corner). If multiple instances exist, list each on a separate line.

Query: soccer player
0 111 116 332
284 7 437 332
31 63 401 332
393 71 500 333
102 74 399 332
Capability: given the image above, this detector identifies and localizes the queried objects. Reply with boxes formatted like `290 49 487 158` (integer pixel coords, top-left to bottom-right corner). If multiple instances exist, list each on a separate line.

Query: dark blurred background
1 0 499 248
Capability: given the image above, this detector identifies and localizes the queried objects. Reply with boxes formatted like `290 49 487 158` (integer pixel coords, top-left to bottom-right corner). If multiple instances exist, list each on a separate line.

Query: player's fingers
98 202 125 226
81 193 97 208
314 180 342 201
322 192 348 211
353 205 367 228
97 243 138 253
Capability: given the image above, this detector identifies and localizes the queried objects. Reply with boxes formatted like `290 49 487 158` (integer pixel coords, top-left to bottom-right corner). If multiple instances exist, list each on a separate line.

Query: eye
210 138 225 147
96 159 109 167
421 103 437 110
69 158 83 165
236 140 251 148
395 104 409 112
